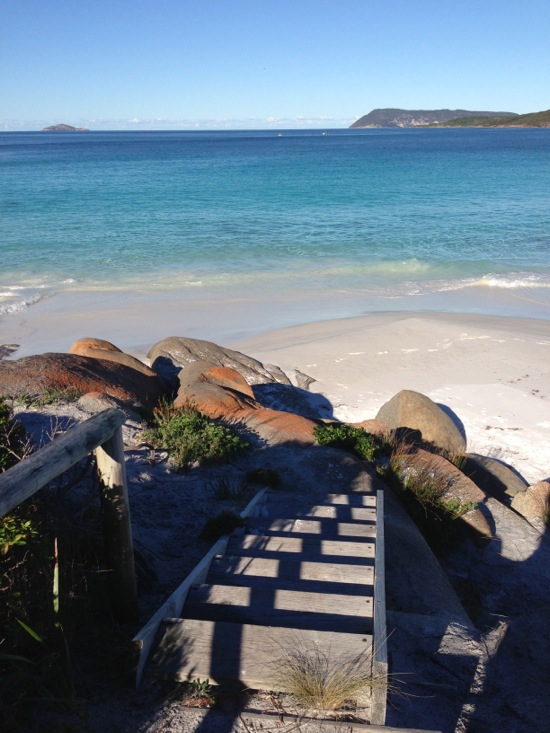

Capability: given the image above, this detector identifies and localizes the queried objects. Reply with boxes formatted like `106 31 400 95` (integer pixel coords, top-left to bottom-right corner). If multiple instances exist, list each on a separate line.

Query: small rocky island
42 123 90 132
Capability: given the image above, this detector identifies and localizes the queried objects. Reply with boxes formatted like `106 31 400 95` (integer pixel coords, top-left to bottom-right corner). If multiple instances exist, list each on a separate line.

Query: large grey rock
511 481 550 525
463 453 529 503
383 485 473 626
148 336 291 391
376 389 467 456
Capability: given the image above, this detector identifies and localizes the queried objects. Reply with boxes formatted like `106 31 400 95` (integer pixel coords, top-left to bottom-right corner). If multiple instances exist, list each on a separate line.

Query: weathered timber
235 710 440 733
229 533 375 558
184 583 373 633
272 505 376 521
95 427 137 622
152 617 373 690
372 489 388 726
245 516 376 539
0 408 137 621
211 555 374 585
0 408 126 517
265 492 377 506
132 488 266 687
146 489 385 721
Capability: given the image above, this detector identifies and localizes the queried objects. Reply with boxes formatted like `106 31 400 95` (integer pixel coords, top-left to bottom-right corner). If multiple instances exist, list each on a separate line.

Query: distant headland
350 108 550 128
42 123 90 132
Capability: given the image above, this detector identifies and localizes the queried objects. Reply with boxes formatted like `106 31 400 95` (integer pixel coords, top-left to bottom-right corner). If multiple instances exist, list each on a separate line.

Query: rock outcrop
148 336 291 391
174 361 257 416
376 389 467 456
463 453 529 503
69 338 156 377
174 359 317 445
511 480 550 525
0 353 167 410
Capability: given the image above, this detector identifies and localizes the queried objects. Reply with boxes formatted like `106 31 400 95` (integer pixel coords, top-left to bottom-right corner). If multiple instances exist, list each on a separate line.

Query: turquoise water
1 128 550 319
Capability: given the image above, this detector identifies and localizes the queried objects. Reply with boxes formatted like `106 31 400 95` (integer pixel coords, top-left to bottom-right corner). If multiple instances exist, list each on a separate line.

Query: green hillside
430 109 550 128
350 108 517 128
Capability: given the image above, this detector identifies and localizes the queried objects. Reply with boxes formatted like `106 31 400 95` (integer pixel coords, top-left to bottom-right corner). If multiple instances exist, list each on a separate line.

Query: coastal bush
0 398 29 472
313 423 380 462
144 403 249 470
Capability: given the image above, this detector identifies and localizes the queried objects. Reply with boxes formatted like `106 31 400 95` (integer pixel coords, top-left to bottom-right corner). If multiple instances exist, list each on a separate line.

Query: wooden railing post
95 426 138 623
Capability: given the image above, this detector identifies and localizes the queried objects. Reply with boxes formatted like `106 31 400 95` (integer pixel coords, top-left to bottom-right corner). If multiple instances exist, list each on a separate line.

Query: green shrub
0 516 38 555
0 398 27 473
144 403 249 470
314 423 380 461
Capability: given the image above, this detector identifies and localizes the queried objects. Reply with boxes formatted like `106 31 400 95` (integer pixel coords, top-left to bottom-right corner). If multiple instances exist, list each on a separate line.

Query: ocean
2 128 550 330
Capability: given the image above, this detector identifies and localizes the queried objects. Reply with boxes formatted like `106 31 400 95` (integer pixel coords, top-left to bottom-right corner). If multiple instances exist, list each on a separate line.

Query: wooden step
211 554 374 585
228 533 375 561
265 492 377 507
257 502 376 522
245 516 376 539
184 583 373 633
152 617 373 690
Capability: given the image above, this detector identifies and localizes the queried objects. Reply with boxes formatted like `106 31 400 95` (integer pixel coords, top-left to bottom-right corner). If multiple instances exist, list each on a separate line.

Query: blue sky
2 0 549 130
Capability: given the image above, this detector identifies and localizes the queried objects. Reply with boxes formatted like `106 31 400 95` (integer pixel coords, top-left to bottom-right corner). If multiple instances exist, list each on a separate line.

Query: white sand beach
236 312 550 484
1 287 549 484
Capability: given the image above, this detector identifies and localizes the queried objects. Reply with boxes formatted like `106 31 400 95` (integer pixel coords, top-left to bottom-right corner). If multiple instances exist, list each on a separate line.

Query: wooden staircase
136 489 387 723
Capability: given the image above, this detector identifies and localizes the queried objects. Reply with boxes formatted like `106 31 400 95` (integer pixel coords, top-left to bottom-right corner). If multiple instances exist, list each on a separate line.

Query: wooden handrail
0 408 137 621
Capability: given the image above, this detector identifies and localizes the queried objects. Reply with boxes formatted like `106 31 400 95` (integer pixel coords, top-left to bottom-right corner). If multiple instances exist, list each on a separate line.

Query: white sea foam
0 292 44 316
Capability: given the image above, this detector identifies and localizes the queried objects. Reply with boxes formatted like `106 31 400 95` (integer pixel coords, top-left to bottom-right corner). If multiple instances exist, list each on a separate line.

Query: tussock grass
390 452 476 520
273 642 382 711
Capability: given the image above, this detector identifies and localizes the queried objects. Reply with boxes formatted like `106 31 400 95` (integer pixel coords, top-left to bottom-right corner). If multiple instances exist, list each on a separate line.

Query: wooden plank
0 408 126 517
236 710 440 733
211 555 374 585
265 492 377 507
230 534 375 558
184 583 373 633
291 506 376 521
371 489 388 726
95 427 137 622
205 570 372 596
152 617 373 691
132 489 266 687
245 517 376 539
324 493 377 506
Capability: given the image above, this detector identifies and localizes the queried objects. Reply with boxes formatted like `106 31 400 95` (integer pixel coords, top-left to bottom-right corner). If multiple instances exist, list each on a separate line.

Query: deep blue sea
2 128 550 320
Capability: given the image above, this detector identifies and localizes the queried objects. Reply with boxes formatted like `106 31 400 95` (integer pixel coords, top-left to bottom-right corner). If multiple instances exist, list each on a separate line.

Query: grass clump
18 387 83 408
200 511 245 541
209 477 245 500
274 643 378 711
144 403 249 471
314 423 380 462
391 454 477 520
